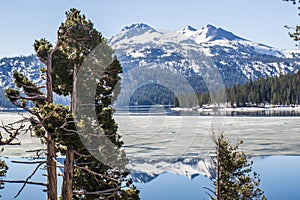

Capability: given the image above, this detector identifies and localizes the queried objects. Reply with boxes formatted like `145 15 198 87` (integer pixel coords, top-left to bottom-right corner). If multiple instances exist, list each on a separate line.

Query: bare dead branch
73 186 121 195
12 160 46 165
14 161 46 198
25 149 46 158
57 126 77 135
0 122 24 145
56 118 77 135
76 162 96 166
1 180 47 186
74 151 93 159
75 166 121 184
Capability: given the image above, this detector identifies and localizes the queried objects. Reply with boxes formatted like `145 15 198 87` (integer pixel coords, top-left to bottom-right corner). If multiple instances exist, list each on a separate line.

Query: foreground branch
0 121 25 145
1 180 47 186
12 160 46 165
75 166 121 184
14 161 46 198
73 186 121 195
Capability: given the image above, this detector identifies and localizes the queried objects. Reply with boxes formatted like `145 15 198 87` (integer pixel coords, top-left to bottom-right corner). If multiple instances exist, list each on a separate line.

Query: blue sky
0 0 299 58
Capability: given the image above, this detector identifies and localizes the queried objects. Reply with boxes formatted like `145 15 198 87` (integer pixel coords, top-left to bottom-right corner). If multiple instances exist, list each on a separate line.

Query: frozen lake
0 111 300 199
1 112 300 158
115 114 300 160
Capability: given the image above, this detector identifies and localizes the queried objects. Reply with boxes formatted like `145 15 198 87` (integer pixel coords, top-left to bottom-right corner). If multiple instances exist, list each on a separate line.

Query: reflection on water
1 156 298 200
133 156 300 200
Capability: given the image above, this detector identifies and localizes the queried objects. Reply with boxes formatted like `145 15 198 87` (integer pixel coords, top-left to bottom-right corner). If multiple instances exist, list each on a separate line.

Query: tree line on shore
196 70 300 107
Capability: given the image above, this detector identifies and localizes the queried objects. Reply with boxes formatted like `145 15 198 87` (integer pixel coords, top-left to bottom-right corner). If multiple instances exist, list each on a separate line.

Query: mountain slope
0 55 43 88
110 23 300 92
0 55 69 107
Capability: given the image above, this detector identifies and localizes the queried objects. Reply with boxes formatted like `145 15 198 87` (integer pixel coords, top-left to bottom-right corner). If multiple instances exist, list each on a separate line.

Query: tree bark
47 135 57 200
47 54 53 103
62 63 77 200
61 146 74 200
46 53 57 200
71 63 77 113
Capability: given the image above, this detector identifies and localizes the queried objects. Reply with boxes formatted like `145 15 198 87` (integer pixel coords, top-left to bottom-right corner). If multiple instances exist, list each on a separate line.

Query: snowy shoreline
0 107 25 112
171 105 300 113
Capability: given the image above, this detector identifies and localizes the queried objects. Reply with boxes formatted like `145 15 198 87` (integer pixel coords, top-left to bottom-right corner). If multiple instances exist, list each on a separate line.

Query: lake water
0 111 300 199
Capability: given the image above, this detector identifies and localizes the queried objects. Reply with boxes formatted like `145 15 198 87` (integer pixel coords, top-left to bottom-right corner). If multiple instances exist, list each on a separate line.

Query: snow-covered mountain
1 23 300 107
0 55 43 89
110 23 300 90
129 158 214 183
0 55 69 107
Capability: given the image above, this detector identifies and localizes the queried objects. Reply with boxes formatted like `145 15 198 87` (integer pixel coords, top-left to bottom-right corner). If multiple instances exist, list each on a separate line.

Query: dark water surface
0 156 299 199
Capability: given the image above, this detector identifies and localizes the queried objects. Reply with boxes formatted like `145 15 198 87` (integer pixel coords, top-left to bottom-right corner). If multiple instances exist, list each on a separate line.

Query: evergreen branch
14 79 46 90
6 94 46 101
8 102 43 123
75 37 92 41
20 95 47 101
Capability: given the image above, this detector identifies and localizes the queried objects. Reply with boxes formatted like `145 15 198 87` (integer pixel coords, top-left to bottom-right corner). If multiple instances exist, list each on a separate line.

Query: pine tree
210 133 266 200
4 8 139 200
35 8 139 200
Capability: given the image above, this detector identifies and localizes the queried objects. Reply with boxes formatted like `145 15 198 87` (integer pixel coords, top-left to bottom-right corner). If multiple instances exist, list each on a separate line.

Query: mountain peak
121 23 153 32
199 24 244 42
205 24 217 30
184 25 197 32
110 23 158 45
179 25 197 36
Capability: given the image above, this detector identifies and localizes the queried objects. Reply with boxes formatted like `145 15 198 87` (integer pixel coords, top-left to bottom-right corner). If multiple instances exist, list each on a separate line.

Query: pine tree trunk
46 54 57 200
47 135 57 200
71 63 77 113
62 63 77 200
47 54 53 103
61 146 74 200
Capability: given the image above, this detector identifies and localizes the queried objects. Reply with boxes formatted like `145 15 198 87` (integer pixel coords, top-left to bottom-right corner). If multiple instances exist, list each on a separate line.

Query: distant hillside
196 70 300 107
0 55 43 89
0 55 69 108
0 87 15 108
